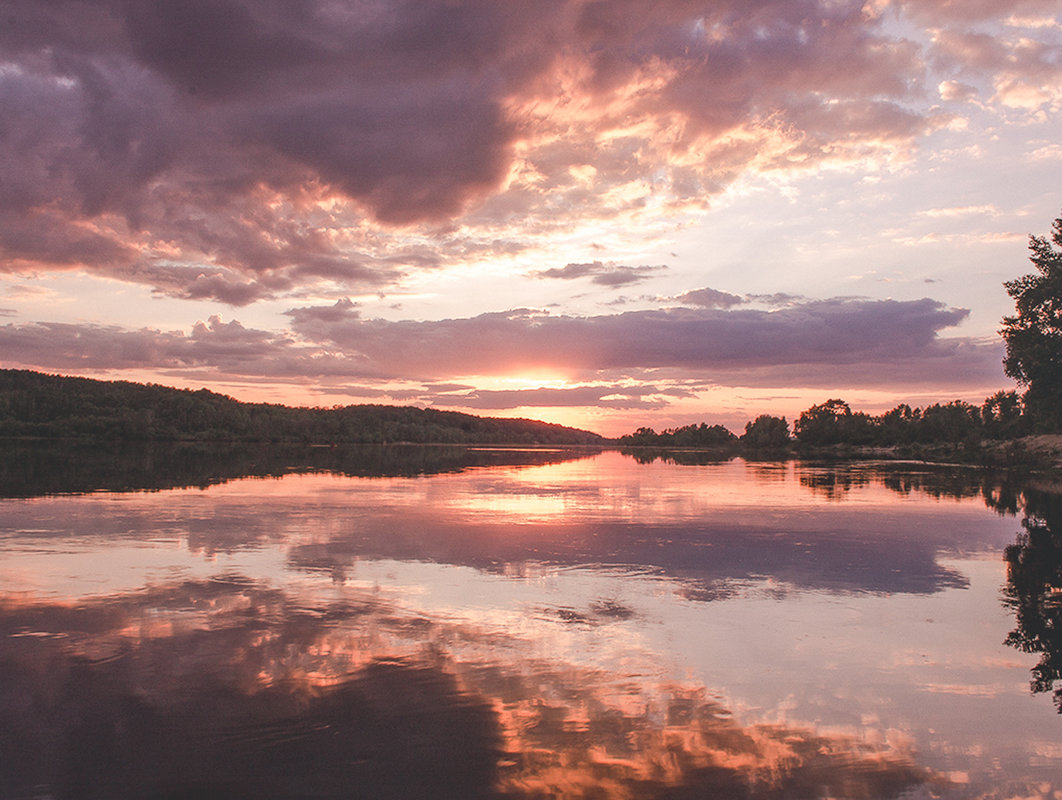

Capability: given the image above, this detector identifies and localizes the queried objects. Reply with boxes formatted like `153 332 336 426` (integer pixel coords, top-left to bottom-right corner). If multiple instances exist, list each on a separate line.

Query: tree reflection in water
1002 486 1062 712
792 461 1062 713
0 440 600 497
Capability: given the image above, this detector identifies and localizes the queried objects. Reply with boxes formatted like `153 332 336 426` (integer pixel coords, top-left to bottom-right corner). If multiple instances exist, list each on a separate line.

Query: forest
0 369 604 445
0 368 1049 456
617 392 1029 451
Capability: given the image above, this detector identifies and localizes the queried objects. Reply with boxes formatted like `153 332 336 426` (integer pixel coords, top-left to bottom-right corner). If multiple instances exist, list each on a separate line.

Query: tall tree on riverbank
741 415 790 449
1001 212 1062 431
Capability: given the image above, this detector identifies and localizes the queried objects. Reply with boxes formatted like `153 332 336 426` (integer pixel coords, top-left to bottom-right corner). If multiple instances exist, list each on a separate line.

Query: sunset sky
2 0 1061 435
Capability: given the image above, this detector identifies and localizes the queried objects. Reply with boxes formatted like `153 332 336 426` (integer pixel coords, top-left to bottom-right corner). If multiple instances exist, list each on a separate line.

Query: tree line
0 370 604 445
3 212 1059 452
790 392 1025 447
617 390 1027 451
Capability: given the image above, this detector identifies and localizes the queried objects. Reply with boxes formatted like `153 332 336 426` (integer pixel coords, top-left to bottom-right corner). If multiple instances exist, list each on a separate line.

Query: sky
1 0 1061 436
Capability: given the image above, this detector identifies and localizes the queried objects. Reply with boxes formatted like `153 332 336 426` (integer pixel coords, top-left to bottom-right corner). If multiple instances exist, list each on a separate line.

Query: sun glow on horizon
482 372 574 390
0 0 1054 434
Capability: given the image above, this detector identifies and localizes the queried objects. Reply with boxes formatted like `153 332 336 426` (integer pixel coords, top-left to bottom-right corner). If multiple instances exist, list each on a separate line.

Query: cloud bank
0 297 1004 408
282 296 993 382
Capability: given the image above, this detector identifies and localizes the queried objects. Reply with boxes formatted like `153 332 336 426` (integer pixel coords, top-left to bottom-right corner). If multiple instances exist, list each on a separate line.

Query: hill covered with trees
0 370 604 445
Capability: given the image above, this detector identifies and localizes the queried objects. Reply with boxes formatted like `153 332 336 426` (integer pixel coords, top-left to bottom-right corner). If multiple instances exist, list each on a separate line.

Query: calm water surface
1 444 1060 798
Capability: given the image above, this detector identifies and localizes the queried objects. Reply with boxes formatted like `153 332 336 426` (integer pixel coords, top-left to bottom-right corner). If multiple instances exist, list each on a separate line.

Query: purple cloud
283 296 989 381
676 288 745 309
0 316 353 378
1 296 1003 398
898 0 1061 24
0 299 1008 428
534 262 667 287
3 0 1042 304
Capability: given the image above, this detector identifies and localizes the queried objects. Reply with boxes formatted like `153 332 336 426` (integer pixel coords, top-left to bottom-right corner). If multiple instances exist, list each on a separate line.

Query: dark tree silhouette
616 423 736 447
741 415 790 448
793 399 874 446
0 369 604 445
1003 489 1062 712
981 390 1024 439
0 440 597 498
876 403 919 445
1001 211 1062 431
916 400 981 443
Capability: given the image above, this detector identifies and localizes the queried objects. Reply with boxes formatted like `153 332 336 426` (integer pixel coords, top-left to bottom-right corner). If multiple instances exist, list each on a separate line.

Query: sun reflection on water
0 446 1060 797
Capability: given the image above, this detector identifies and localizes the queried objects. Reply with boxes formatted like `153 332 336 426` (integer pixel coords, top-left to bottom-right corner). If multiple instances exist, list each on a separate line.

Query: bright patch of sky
1 0 1060 435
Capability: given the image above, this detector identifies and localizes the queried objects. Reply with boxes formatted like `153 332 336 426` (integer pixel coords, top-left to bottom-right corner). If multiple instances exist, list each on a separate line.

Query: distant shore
614 434 1062 476
796 434 1062 473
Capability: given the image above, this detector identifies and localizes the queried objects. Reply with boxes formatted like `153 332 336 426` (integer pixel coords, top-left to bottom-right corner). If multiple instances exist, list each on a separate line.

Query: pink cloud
898 0 1062 24
533 261 667 287
0 316 351 377
4 0 1042 303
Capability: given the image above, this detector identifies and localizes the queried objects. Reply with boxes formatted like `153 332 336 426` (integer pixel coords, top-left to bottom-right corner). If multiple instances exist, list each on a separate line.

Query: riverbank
793 434 1062 474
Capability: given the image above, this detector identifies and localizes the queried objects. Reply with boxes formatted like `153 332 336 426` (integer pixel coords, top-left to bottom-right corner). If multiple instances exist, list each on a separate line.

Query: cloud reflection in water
0 576 938 799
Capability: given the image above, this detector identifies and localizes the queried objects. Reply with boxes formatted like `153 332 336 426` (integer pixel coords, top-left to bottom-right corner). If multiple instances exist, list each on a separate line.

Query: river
1 443 1059 798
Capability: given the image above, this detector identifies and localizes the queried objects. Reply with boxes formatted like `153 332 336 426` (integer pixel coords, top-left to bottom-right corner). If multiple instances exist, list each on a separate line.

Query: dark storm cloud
2 0 1034 303
1 0 542 221
0 0 558 300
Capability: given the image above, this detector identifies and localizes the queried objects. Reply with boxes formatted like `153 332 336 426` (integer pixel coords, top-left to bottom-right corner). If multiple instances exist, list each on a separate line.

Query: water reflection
287 509 973 598
786 461 1062 713
1003 484 1062 712
0 577 939 799
794 459 1015 505
619 447 734 466
0 440 600 497
2 448 1061 797
1 463 979 596
0 579 500 799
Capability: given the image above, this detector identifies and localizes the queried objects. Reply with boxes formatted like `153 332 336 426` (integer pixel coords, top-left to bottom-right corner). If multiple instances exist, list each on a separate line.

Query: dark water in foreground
1 444 1060 799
